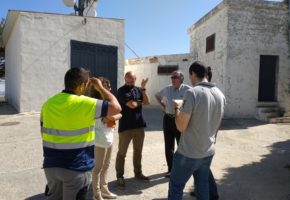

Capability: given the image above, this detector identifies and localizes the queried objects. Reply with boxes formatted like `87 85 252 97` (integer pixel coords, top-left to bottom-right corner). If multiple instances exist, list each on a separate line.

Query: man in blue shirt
115 71 150 187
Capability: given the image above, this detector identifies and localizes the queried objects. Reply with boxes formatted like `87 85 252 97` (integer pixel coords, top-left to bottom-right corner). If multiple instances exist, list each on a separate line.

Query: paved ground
1 102 290 200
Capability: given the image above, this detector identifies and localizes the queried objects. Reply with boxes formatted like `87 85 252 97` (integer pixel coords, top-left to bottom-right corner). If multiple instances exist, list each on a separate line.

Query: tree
0 18 5 78
0 18 5 49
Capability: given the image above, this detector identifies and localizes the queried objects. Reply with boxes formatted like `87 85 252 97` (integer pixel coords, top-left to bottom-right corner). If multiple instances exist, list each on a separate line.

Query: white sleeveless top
94 118 115 148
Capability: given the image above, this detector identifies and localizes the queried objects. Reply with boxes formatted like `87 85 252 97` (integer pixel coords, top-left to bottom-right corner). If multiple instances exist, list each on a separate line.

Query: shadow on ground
217 139 290 200
143 106 269 132
220 119 267 130
108 172 169 197
0 102 17 115
24 194 46 200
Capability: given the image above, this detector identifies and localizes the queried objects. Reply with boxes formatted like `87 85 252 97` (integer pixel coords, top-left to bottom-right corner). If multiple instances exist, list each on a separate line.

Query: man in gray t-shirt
168 62 226 200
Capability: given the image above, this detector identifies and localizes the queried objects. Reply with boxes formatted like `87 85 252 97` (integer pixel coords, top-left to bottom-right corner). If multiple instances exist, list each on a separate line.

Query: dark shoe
164 172 171 178
135 173 150 181
44 184 50 196
190 190 196 197
210 194 219 200
116 178 125 187
190 190 219 200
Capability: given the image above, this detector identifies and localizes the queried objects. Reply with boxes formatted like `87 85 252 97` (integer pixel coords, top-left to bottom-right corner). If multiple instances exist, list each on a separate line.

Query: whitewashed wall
225 0 289 118
4 11 124 112
188 3 228 93
125 54 193 106
4 16 22 111
188 0 290 118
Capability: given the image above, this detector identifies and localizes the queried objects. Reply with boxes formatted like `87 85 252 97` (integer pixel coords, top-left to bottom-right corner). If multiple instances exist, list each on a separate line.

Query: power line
125 42 140 58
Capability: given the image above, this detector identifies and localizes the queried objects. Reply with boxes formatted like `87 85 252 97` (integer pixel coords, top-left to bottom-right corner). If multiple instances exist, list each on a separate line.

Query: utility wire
84 0 96 16
125 43 140 58
81 0 97 24
80 1 141 59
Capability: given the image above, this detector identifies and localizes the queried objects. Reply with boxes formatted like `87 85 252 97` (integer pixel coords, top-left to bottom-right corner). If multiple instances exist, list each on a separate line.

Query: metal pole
74 0 85 16
79 0 85 16
288 0 290 28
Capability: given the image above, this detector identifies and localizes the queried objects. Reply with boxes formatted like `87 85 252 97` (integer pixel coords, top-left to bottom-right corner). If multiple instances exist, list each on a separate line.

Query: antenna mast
74 0 85 16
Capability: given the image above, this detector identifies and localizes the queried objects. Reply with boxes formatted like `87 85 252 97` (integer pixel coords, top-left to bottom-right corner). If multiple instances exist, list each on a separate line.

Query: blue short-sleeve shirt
117 85 146 133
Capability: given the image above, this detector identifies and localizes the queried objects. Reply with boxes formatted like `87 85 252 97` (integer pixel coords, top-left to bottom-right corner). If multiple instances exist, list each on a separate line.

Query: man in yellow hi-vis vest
41 67 121 200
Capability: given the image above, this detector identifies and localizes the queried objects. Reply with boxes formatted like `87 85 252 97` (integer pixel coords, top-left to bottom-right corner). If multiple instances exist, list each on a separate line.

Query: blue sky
0 0 224 59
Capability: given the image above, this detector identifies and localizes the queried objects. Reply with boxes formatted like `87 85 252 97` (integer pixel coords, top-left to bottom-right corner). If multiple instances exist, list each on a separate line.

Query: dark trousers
163 114 181 172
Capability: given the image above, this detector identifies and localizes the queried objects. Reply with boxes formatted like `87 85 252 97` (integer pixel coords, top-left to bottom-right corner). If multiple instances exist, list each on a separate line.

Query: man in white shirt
155 71 191 177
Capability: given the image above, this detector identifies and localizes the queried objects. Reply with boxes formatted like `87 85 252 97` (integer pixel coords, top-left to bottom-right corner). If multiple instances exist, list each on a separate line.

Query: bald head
125 71 136 79
125 71 136 87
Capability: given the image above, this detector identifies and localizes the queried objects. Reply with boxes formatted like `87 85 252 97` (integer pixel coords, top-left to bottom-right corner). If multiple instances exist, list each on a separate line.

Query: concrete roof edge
2 10 124 46
125 53 192 66
187 0 287 34
5 10 124 21
3 10 20 47
187 1 226 34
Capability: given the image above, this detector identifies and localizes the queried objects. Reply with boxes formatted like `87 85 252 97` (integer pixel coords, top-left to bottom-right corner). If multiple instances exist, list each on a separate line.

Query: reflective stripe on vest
42 130 94 145
43 140 95 150
41 125 95 136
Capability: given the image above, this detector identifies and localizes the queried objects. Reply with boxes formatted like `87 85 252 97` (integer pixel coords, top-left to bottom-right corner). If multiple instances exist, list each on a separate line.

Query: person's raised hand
141 78 149 89
90 77 103 91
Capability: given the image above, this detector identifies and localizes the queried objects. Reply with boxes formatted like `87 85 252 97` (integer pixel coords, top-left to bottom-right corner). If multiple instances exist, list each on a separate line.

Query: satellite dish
63 0 75 7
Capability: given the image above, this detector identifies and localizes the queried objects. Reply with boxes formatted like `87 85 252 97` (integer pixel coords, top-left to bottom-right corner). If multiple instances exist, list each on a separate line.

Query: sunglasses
171 76 180 79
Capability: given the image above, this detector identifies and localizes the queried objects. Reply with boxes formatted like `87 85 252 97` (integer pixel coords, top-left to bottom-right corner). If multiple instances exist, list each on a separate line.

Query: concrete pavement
0 103 290 200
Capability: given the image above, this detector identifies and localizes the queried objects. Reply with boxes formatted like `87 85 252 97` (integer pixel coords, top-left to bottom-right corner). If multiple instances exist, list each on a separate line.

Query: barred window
157 65 179 75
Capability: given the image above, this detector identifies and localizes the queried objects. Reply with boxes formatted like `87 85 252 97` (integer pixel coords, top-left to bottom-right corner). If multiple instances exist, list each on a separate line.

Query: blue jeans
168 152 214 200
194 169 219 200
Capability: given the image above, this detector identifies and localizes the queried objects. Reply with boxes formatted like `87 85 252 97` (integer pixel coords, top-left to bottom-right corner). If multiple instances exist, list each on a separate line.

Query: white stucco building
188 0 290 119
126 0 290 119
3 11 124 112
125 53 192 106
